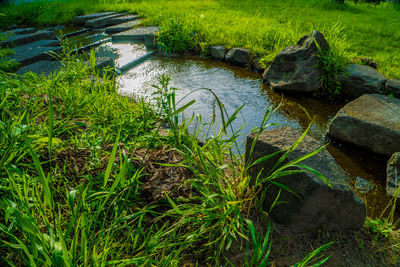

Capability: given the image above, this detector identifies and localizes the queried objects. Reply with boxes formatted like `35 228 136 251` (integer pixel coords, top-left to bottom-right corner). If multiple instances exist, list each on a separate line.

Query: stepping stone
85 13 128 28
225 48 251 66
101 14 139 28
62 28 91 39
8 27 37 35
327 94 400 156
72 12 116 25
0 30 56 47
112 26 159 42
245 127 366 232
16 60 62 76
9 39 61 66
104 19 142 34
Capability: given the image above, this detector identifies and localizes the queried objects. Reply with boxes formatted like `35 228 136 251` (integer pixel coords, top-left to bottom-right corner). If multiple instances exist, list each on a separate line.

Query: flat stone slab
72 12 116 25
8 27 37 35
245 127 366 232
105 19 143 34
328 94 400 156
16 60 62 76
85 13 128 28
112 26 159 42
387 152 400 199
9 39 61 66
0 30 56 47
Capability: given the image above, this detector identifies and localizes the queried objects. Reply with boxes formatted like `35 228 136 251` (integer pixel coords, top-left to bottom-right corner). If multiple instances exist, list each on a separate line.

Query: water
117 54 394 218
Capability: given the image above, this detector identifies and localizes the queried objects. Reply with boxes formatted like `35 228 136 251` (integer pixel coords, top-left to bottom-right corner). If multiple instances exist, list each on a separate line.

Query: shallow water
117 54 395 218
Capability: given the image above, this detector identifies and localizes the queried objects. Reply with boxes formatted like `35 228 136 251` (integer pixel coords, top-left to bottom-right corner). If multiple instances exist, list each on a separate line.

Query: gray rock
385 79 400 98
44 25 65 32
251 57 264 73
105 19 142 34
9 27 37 35
8 39 61 66
225 48 251 66
72 12 116 25
85 13 128 28
7 24 18 31
263 30 329 93
387 152 400 199
0 30 56 47
16 60 62 76
112 26 159 42
245 127 366 232
327 94 400 156
144 33 158 50
338 64 387 100
209 45 226 60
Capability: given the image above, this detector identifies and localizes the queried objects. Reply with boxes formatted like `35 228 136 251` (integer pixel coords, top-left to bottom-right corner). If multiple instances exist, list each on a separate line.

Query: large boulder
327 94 400 156
385 79 400 98
245 127 366 232
387 152 400 199
338 64 387 100
225 48 251 66
263 30 329 93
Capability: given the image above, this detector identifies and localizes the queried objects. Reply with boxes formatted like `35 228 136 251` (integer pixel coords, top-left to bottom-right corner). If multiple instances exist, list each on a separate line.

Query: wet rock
144 33 158 50
385 79 400 98
44 25 65 32
7 24 18 31
103 14 139 27
225 48 251 66
9 27 37 35
263 30 329 93
0 30 56 47
387 152 400 199
9 39 61 66
338 64 387 100
85 13 128 28
251 57 264 73
245 127 366 232
16 60 62 76
72 12 116 25
327 94 400 156
104 19 142 34
112 26 159 42
209 45 226 60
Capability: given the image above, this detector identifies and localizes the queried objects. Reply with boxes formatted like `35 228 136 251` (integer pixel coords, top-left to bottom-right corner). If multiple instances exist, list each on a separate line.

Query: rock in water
263 30 329 93
209 45 227 60
245 127 366 232
338 64 387 100
387 152 400 199
328 94 400 156
225 48 251 66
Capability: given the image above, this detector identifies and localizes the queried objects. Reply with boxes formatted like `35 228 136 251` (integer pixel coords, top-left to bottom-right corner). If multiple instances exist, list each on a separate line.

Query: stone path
3 12 157 76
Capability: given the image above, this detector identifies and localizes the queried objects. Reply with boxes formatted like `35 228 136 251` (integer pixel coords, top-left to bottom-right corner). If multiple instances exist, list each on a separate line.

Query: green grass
2 0 399 78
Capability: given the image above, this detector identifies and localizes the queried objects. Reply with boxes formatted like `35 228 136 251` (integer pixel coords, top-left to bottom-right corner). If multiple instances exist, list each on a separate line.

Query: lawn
0 0 399 266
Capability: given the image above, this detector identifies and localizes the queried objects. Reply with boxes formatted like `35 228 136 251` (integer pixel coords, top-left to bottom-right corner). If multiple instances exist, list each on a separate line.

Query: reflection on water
117 54 396 218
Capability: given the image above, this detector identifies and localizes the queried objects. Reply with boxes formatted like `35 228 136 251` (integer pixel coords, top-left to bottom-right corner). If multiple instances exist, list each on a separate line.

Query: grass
1 0 399 78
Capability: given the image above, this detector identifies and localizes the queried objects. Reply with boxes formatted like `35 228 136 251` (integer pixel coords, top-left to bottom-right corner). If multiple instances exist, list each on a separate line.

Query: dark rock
88 57 115 77
209 45 226 60
385 79 400 98
7 24 18 31
16 60 62 76
72 12 116 25
387 152 400 199
338 64 387 100
85 13 128 28
104 19 142 34
245 127 366 232
0 30 56 47
251 57 264 73
327 94 400 156
9 27 37 35
225 48 251 66
263 30 329 93
144 33 158 50
352 57 378 69
44 25 65 32
112 26 159 42
8 39 61 66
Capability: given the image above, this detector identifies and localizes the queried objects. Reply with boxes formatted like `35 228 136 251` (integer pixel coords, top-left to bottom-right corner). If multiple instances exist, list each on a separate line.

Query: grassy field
0 0 400 265
1 0 400 78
